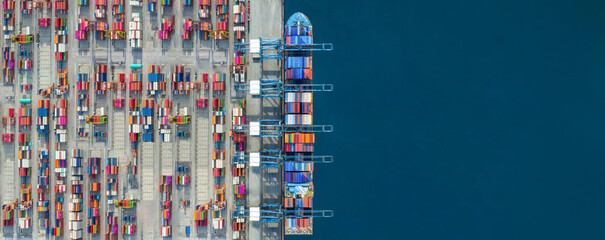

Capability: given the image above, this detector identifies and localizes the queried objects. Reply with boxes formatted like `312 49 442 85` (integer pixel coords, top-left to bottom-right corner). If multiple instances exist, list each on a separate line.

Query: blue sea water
287 0 605 239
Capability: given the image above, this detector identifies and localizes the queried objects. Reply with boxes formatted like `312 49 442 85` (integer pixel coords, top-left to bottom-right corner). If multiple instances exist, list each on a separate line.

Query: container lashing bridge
232 150 333 168
234 78 333 98
233 120 333 137
232 204 333 223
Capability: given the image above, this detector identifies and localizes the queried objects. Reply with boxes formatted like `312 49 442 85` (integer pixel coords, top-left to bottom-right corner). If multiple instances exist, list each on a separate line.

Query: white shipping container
70 229 83 239
213 160 223 168
59 133 67 142
69 212 82 221
20 159 30 168
18 218 30 229
55 151 66 159
70 221 83 230
213 124 224 133
232 108 243 117
161 226 171 237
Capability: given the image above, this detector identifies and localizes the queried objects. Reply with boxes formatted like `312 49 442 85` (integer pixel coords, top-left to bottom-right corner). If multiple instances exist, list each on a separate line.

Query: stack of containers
147 65 165 95
231 152 245 184
212 98 224 177
53 150 67 237
182 18 193 40
105 156 118 240
194 204 208 227
3 0 15 10
129 99 154 142
112 0 123 15
77 94 89 119
233 0 245 25
232 215 245 240
176 166 189 186
212 185 225 230
171 107 190 124
128 72 142 93
147 0 155 12
3 13 15 45
19 0 32 14
18 58 31 69
76 18 88 40
196 98 208 108
78 0 88 6
3 46 14 84
110 25 124 40
160 176 172 237
112 73 125 90
198 21 211 40
95 21 108 40
212 73 225 95
37 150 50 231
128 13 142 48
233 50 245 66
77 73 89 91
2 203 15 227
232 103 245 151
284 71 313 124
2 108 15 143
182 0 191 7
141 99 154 141
160 0 170 6
158 99 171 142
232 70 244 84
129 0 141 6
87 157 101 234
70 149 84 240
284 17 316 235
94 0 106 19
105 212 118 240
38 17 50 27
54 18 68 71
111 0 124 40
77 73 89 119
171 65 190 95
55 99 67 143
54 0 67 13
121 213 136 234
18 131 32 232
233 25 245 41
18 106 31 129
212 148 225 177
159 17 173 40
121 223 135 235
215 0 228 40
37 99 49 135
94 64 107 95
112 99 125 109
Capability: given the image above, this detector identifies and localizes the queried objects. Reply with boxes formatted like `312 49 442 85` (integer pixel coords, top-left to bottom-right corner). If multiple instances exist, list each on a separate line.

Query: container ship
283 12 315 235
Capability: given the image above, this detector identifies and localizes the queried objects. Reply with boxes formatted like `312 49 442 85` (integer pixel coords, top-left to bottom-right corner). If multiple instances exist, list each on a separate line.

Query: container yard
0 0 333 239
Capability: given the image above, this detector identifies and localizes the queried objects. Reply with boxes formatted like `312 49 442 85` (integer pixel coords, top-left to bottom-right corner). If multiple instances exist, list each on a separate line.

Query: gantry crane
232 204 333 223
234 78 333 98
233 120 333 137
232 150 333 168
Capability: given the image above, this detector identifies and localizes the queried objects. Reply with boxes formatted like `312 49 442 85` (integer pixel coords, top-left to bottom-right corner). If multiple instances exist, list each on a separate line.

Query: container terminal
0 0 333 239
